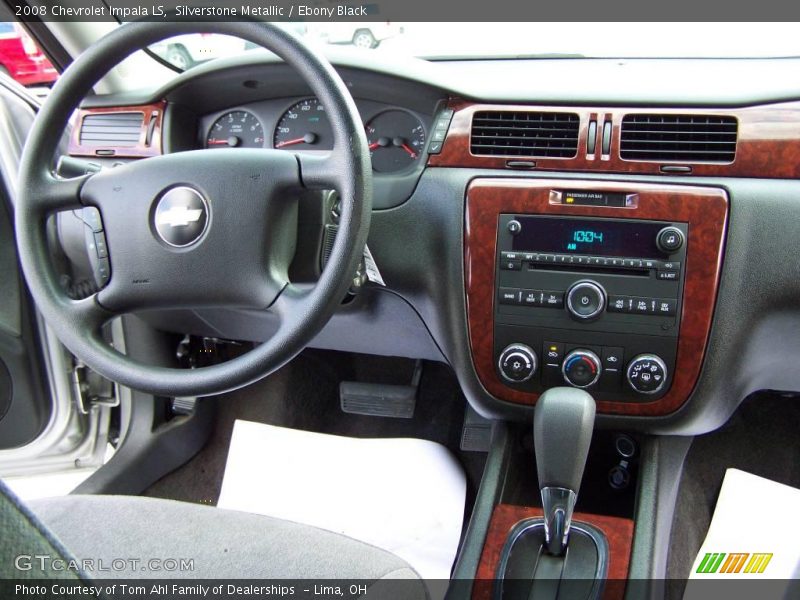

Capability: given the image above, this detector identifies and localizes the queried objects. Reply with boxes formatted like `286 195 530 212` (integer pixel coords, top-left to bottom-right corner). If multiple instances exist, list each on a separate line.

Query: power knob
498 344 538 383
566 280 606 321
626 354 668 394
562 349 602 389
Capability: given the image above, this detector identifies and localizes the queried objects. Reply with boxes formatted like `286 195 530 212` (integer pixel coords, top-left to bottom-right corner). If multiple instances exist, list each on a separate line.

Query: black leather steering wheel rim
15 21 372 397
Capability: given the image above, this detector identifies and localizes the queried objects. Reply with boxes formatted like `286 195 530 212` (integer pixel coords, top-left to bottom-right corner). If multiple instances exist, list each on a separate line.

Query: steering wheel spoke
297 153 344 190
31 171 91 214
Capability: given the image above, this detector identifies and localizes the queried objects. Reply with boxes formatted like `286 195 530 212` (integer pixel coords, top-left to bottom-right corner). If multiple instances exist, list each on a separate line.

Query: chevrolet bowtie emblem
153 187 209 248
156 206 204 228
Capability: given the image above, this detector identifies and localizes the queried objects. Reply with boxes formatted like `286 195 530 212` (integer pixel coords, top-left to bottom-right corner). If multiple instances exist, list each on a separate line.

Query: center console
465 178 728 416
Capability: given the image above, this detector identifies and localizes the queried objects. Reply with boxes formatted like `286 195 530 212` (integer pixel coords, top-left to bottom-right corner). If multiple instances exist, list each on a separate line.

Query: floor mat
218 419 466 582
685 469 800 587
144 351 486 511
667 393 800 591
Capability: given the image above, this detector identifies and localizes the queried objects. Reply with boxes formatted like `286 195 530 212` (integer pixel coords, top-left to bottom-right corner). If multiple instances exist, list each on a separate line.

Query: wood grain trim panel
68 102 166 159
429 99 800 179
473 505 634 600
465 178 728 416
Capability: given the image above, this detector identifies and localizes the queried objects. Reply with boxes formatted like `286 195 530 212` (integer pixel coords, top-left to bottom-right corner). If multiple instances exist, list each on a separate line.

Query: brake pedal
339 360 421 418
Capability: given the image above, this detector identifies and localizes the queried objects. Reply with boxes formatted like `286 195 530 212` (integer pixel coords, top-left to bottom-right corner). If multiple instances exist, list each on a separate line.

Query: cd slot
528 263 649 277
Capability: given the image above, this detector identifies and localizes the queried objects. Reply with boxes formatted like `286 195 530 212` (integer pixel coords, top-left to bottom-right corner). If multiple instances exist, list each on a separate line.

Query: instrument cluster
202 98 428 174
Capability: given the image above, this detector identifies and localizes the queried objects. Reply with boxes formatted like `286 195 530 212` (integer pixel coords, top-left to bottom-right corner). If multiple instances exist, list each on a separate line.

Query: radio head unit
495 214 688 402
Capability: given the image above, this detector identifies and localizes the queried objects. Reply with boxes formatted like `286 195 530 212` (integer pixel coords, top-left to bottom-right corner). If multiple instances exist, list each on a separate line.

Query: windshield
150 22 800 71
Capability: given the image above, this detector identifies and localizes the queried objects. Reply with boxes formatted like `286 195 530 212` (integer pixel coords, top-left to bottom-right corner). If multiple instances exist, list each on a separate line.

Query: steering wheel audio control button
562 349 602 388
498 344 538 383
626 354 668 394
566 280 606 321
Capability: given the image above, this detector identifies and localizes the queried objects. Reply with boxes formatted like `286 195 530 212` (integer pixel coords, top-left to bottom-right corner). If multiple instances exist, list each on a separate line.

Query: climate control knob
566 280 606 321
562 349 602 388
498 344 538 383
626 354 668 394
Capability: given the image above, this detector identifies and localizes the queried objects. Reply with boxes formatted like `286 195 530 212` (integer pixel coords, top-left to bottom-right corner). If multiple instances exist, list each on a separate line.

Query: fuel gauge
365 110 426 173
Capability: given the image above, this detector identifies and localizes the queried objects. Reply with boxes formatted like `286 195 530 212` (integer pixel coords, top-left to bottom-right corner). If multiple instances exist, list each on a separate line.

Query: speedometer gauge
206 110 264 149
273 99 334 151
365 110 426 173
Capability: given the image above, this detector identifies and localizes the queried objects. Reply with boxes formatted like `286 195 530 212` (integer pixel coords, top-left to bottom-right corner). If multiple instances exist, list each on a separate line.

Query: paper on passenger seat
684 469 800 598
218 420 466 583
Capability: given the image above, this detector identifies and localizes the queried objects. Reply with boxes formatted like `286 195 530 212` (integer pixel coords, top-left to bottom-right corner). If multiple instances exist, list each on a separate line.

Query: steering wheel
15 22 372 397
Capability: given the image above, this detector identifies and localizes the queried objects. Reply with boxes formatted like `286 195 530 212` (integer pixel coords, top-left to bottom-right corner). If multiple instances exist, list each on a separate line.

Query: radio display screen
510 216 668 259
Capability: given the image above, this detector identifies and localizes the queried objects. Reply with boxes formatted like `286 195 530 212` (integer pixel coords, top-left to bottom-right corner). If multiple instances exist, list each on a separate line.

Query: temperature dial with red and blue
562 349 602 389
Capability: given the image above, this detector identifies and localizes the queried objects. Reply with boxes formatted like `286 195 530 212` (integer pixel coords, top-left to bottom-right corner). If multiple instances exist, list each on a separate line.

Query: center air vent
470 110 580 158
79 112 144 148
620 114 738 163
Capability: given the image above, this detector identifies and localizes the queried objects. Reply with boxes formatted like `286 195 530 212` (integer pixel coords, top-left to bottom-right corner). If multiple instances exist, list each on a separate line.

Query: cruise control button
498 288 521 305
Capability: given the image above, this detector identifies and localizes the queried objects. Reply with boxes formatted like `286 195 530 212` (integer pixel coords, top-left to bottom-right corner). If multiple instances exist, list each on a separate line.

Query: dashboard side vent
620 114 738 162
470 110 580 158
79 112 144 148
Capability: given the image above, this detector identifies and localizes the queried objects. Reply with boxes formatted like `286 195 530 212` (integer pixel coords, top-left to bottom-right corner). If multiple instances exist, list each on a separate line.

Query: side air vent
620 114 738 163
470 110 580 158
79 112 144 148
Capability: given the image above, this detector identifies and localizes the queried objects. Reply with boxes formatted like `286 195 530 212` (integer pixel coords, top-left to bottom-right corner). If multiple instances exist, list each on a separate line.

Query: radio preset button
566 280 606 320
657 270 679 280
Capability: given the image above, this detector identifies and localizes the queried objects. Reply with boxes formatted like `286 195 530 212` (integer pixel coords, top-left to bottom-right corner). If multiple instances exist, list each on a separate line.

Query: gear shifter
533 387 596 556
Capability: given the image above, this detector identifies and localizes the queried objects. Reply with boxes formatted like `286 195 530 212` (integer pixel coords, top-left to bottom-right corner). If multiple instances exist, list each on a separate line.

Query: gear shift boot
496 517 608 600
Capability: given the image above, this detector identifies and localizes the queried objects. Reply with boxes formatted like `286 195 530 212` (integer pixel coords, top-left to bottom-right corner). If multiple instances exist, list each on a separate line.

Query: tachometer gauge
273 98 334 150
365 110 426 173
206 110 265 148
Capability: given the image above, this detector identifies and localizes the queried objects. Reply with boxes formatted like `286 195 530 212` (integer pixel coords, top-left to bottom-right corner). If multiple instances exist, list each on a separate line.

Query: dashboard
59 51 800 433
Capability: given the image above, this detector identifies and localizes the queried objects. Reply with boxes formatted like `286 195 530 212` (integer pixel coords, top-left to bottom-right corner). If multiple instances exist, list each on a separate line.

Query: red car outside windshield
0 22 57 86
